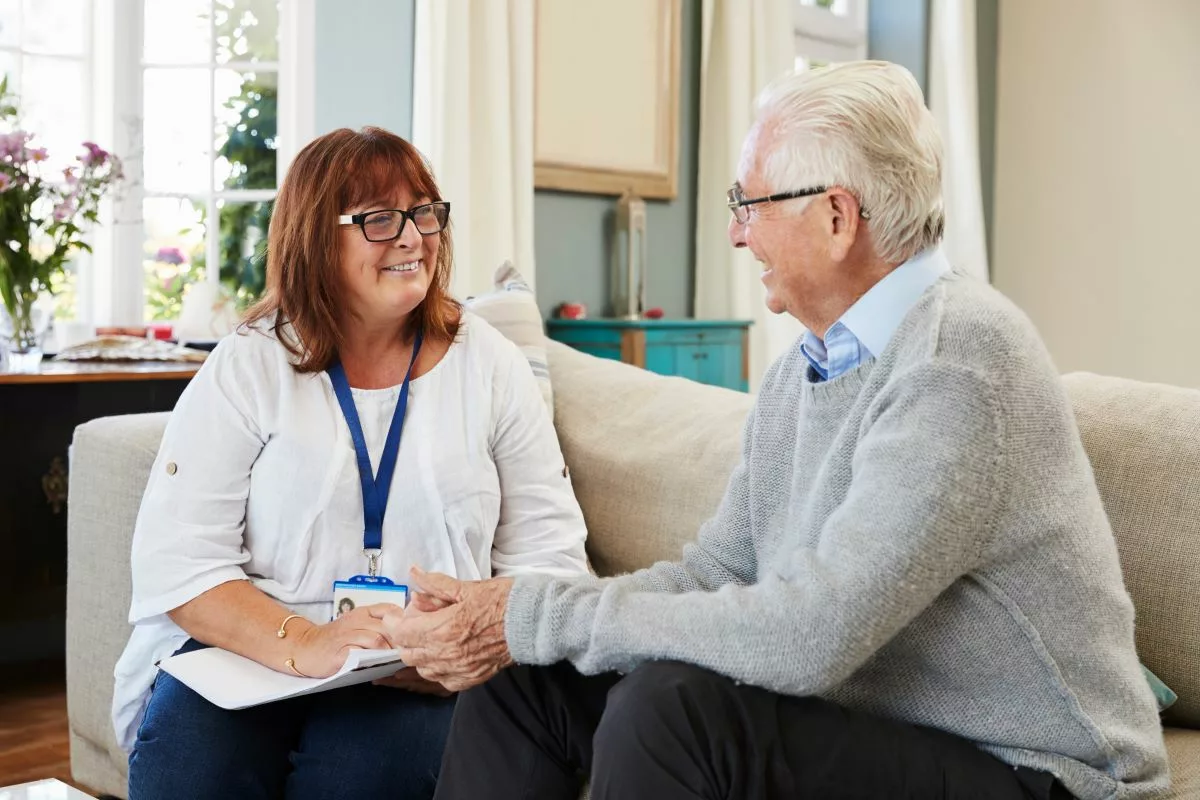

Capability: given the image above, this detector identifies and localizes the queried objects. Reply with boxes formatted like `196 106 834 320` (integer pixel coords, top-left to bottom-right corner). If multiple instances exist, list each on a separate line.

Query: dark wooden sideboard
0 362 200 666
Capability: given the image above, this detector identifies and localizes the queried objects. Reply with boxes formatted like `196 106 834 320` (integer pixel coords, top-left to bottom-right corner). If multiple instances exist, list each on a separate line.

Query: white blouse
112 311 589 751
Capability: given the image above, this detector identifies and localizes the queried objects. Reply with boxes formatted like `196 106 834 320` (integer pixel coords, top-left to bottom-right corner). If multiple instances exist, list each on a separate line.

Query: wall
993 0 1200 387
314 0 415 137
868 0 929 90
533 0 701 321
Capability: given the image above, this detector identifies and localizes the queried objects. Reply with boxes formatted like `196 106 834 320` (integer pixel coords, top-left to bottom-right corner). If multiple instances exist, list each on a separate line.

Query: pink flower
0 131 30 160
27 147 48 162
0 172 10 193
80 141 109 166
62 166 78 184
155 246 186 265
52 199 75 221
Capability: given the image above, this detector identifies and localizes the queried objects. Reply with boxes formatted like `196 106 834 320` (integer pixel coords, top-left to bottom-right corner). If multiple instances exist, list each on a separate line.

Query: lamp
611 188 647 319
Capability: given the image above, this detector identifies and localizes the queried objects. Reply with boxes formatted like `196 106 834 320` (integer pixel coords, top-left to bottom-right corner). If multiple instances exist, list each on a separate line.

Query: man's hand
374 567 515 693
372 666 455 696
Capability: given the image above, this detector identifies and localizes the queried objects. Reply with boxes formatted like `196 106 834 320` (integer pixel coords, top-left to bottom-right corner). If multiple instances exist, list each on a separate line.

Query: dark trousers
128 639 457 800
435 661 1074 800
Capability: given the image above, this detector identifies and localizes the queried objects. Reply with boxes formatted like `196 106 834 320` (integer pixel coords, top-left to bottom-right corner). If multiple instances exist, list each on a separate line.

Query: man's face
727 123 838 325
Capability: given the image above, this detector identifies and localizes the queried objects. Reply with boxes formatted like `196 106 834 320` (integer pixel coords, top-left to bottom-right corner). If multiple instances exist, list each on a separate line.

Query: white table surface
0 780 95 800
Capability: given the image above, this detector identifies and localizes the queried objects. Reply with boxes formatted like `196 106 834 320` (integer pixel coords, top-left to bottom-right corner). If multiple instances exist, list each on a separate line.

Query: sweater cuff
504 573 556 665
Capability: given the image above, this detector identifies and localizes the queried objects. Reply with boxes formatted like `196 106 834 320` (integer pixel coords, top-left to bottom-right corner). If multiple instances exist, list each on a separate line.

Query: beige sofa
66 340 1200 798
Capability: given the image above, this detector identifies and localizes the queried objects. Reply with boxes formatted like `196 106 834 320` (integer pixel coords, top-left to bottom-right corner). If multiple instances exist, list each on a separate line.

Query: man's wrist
489 577 515 663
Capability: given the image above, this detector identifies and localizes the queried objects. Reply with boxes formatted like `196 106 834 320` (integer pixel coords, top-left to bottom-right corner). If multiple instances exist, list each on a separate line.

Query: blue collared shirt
801 248 951 381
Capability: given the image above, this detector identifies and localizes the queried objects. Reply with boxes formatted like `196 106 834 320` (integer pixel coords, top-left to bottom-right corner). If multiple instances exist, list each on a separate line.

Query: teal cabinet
546 319 752 392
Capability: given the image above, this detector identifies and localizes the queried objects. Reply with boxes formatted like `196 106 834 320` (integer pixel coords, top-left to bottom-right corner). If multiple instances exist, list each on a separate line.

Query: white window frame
88 0 314 326
0 1 96 322
794 0 869 64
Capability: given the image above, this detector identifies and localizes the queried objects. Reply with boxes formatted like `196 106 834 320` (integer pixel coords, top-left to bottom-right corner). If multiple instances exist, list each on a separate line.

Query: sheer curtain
693 0 797 391
411 0 536 298
928 0 989 280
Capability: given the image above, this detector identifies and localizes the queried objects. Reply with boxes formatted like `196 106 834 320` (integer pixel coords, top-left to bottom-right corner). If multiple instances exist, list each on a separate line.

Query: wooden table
0 361 200 668
0 361 202 384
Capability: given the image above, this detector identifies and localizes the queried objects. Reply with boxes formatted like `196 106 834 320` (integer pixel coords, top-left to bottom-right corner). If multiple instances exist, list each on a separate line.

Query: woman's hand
288 603 397 678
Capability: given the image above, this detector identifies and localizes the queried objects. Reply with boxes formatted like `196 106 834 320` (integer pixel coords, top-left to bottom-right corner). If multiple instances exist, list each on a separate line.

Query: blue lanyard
326 330 424 568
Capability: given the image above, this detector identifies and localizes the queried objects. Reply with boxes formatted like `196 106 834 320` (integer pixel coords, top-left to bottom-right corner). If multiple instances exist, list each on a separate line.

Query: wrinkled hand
290 604 397 678
372 666 455 696
374 567 514 693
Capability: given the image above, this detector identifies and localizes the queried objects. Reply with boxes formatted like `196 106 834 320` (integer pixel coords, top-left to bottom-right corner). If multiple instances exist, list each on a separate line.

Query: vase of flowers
0 77 123 371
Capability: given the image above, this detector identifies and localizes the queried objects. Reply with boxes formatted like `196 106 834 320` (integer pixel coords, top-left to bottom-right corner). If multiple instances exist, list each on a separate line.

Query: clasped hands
293 567 514 695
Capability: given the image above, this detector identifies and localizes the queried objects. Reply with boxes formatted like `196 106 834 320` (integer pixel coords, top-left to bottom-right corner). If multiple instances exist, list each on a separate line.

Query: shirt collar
837 247 950 360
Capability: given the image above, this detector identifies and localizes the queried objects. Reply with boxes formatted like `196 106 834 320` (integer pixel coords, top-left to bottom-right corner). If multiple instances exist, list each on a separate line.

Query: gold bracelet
276 614 304 639
285 657 314 678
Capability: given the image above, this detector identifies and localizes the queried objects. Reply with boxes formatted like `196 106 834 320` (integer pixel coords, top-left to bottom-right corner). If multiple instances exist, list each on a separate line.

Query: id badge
333 574 408 619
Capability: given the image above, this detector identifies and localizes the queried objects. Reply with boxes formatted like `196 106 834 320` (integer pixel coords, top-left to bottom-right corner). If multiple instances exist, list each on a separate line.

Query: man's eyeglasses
726 183 869 223
338 201 451 242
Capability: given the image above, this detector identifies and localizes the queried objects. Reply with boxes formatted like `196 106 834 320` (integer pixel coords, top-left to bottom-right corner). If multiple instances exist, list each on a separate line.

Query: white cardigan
112 311 589 751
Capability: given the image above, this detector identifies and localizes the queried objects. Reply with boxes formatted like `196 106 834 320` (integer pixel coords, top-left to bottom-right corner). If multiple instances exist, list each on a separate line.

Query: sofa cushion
1063 372 1200 730
547 340 753 577
1164 728 1200 799
464 261 553 418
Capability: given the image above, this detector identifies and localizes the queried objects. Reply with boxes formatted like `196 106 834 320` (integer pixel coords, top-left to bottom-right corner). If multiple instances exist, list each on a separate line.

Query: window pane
795 56 830 73
144 0 210 64
49 258 80 323
799 0 849 14
214 0 278 64
215 69 276 190
216 200 271 309
0 0 20 47
143 68 210 193
144 197 207 321
22 0 86 55
0 50 18 91
21 55 87 171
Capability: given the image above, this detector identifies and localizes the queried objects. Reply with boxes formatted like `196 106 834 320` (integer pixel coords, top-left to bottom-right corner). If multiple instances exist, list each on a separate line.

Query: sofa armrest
66 412 169 794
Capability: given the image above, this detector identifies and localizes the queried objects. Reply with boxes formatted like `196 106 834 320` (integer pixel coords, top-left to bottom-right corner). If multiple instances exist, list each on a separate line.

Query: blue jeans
128 639 457 800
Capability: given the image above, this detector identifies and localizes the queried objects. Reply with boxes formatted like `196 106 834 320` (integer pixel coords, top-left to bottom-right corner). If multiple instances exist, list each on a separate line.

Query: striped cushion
464 261 553 418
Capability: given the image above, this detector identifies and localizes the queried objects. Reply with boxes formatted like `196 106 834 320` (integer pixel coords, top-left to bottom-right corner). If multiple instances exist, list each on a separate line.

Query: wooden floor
0 661 96 794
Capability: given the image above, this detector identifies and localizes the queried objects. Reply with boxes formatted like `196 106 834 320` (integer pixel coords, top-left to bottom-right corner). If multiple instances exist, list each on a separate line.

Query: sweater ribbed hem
504 573 554 665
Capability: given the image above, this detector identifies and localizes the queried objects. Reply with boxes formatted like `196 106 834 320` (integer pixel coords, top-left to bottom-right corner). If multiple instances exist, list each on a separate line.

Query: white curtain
412 0 536 298
693 0 797 392
928 0 990 281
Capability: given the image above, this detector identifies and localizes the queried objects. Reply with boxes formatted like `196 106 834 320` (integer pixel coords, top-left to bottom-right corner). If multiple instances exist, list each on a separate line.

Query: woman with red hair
114 127 589 799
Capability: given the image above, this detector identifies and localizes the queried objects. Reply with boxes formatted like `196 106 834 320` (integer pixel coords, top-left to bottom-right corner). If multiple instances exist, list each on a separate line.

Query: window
794 0 868 72
12 0 317 329
139 0 279 321
0 0 93 321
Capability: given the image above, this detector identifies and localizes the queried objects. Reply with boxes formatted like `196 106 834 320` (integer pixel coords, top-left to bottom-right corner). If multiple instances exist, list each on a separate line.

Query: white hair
754 60 944 264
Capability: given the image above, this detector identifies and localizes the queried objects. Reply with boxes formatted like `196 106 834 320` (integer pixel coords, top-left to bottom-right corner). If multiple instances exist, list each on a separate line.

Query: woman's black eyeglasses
338 201 451 242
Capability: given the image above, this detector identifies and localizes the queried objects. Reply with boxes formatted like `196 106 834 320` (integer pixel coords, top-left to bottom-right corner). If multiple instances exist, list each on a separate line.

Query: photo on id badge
334 577 408 618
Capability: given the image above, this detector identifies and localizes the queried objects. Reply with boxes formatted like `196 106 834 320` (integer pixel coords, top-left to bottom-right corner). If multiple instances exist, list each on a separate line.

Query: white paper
158 647 406 710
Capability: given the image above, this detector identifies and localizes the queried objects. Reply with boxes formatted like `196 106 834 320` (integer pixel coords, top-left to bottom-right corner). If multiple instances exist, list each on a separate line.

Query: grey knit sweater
506 273 1169 799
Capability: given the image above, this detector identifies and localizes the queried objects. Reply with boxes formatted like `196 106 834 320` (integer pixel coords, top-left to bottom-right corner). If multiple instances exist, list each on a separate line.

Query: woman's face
337 185 441 330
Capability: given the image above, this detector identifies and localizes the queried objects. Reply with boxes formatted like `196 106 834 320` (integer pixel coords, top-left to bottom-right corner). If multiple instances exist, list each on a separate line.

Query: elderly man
379 61 1168 799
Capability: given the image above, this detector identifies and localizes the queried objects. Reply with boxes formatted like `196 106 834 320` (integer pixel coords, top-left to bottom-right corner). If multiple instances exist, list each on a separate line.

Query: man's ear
827 188 863 261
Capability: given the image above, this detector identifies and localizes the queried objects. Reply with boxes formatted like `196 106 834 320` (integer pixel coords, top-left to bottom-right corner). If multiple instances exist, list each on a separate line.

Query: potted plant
0 77 123 371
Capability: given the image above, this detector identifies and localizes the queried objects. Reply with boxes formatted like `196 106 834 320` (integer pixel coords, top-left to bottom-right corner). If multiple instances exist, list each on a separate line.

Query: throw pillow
464 261 553 419
1143 664 1178 712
